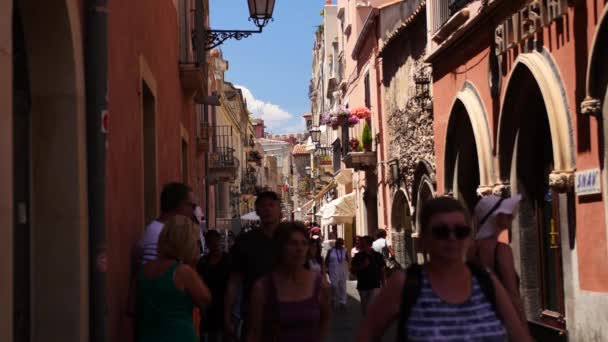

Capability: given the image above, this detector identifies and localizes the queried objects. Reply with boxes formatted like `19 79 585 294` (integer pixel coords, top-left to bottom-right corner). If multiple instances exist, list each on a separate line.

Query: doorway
12 4 32 341
499 62 568 334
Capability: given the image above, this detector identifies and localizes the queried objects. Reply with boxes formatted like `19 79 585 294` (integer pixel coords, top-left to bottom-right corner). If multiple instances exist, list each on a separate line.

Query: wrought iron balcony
430 0 475 35
209 125 239 182
241 167 259 195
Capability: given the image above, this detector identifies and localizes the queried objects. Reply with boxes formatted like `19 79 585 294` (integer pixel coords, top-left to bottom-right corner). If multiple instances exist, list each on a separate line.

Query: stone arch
12 0 89 340
390 189 414 266
496 50 574 327
583 4 608 109
452 81 495 192
412 159 436 230
498 51 575 178
444 81 492 210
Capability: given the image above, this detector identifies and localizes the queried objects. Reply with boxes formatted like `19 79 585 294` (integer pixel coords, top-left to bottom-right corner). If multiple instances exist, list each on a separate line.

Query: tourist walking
135 216 212 342
224 191 283 340
351 236 362 258
197 230 230 342
469 194 527 323
356 197 531 341
351 236 385 315
138 182 196 265
308 238 324 274
325 238 349 309
246 222 331 342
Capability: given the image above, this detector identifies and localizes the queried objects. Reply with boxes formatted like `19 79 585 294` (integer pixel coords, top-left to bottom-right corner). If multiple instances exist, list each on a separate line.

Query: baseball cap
474 194 522 240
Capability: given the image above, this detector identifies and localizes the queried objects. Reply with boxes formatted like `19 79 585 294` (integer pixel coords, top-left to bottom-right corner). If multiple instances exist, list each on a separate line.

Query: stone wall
382 16 435 198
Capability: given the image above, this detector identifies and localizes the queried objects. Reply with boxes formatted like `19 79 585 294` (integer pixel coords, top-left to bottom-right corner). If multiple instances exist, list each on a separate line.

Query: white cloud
236 85 306 134
236 85 293 122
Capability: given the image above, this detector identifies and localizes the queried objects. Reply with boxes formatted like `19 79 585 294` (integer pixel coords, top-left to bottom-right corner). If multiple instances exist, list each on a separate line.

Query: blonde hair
157 216 199 265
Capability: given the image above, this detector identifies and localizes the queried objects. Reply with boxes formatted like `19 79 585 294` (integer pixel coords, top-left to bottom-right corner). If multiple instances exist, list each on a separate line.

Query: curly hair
157 216 199 265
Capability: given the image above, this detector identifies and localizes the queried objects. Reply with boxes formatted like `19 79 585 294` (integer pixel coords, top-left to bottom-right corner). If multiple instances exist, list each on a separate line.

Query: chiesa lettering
495 0 568 55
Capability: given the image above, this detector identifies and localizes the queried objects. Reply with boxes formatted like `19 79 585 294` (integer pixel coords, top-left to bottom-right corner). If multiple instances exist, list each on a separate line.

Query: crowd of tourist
130 182 532 341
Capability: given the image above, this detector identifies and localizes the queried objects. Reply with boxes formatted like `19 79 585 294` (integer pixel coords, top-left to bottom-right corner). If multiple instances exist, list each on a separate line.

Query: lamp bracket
204 28 262 50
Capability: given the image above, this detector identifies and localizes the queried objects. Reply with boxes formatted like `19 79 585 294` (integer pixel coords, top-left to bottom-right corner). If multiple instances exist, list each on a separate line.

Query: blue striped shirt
406 270 507 341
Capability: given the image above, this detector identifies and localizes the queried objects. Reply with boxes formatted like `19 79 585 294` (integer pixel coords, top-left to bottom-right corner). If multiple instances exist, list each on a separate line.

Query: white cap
474 194 522 240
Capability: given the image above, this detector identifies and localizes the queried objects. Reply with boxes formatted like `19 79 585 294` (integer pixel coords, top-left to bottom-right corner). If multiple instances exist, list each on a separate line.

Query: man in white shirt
138 182 196 265
371 229 391 260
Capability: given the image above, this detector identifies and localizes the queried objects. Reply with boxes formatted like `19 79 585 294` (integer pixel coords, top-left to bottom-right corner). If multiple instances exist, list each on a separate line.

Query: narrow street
329 281 396 342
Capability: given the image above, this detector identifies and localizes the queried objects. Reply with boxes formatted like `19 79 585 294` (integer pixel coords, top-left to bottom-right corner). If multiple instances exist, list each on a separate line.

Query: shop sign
575 168 601 196
495 0 568 56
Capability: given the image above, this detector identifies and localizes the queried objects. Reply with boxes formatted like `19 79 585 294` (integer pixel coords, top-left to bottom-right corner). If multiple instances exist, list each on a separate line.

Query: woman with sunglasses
356 197 531 341
468 194 526 323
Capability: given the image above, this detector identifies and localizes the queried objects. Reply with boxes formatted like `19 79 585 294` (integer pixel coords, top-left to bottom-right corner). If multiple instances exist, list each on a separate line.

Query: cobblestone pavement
328 281 396 342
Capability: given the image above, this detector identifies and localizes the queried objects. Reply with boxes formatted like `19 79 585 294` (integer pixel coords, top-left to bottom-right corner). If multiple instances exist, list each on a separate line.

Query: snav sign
575 169 602 196
495 0 568 56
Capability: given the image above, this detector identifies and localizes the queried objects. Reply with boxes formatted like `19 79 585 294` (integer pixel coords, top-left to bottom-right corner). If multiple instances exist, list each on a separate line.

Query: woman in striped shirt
356 197 531 341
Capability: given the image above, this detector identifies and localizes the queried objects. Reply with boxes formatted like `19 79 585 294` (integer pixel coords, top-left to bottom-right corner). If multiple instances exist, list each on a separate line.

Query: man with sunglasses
137 182 197 265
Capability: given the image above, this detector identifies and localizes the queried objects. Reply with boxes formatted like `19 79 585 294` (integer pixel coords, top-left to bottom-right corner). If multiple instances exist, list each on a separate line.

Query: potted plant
362 122 373 152
349 138 361 152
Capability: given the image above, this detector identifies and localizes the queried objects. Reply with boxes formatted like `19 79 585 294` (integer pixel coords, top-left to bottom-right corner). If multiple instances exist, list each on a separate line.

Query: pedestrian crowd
129 181 532 341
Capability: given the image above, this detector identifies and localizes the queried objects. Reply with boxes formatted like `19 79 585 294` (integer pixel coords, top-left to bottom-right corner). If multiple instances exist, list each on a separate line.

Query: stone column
549 170 575 193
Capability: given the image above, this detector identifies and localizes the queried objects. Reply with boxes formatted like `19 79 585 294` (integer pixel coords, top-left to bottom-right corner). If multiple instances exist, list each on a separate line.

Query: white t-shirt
372 238 389 259
138 220 164 265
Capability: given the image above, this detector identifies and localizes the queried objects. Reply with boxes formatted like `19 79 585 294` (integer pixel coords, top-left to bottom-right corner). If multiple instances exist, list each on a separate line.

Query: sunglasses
430 224 472 240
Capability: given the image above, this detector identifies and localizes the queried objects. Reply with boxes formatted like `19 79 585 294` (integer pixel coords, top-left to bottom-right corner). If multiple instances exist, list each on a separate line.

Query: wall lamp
204 0 276 50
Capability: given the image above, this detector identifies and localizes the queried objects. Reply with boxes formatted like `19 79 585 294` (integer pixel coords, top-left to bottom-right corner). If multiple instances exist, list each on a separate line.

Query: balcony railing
431 0 475 33
210 125 238 171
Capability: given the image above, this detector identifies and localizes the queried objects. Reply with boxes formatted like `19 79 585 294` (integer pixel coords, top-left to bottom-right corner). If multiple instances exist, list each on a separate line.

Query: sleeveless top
263 273 322 342
136 261 197 342
406 269 507 341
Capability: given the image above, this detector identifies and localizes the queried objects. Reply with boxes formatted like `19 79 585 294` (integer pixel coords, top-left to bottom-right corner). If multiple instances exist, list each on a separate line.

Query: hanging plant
332 105 351 118
330 116 340 130
347 115 360 127
320 111 332 125
351 106 371 120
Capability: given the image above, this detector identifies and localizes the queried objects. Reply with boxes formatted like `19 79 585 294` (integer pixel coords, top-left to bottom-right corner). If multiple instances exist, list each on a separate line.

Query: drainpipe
374 24 389 230
85 0 108 341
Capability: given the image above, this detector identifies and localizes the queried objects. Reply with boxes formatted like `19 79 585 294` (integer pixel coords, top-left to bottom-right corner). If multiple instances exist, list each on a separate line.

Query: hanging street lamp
198 0 276 51
309 126 322 145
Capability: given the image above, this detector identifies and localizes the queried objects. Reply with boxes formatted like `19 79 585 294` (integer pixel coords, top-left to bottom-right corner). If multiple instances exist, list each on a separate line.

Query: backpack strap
467 262 498 317
396 264 423 342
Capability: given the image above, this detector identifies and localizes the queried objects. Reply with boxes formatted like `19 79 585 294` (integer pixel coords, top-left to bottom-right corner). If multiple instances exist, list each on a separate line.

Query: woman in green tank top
136 217 211 342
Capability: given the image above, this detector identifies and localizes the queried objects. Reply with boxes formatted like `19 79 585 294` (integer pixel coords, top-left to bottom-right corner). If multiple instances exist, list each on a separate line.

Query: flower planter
343 151 377 171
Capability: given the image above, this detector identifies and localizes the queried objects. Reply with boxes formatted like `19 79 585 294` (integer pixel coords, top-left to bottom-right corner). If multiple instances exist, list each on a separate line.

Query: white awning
300 181 336 212
335 169 353 185
321 192 357 226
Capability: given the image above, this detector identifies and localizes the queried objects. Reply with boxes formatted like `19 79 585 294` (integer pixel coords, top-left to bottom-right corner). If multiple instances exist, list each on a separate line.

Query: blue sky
209 0 323 134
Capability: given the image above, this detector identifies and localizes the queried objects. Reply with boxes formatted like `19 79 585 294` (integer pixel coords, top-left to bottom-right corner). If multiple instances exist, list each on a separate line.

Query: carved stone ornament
581 96 601 116
476 185 494 197
549 170 575 193
492 182 511 197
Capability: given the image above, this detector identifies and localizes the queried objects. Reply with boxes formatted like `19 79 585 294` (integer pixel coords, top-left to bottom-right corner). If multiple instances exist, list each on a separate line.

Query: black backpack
395 263 498 342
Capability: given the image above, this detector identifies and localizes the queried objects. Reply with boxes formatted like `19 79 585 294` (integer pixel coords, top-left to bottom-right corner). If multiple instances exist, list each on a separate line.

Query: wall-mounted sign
495 0 568 56
575 168 602 196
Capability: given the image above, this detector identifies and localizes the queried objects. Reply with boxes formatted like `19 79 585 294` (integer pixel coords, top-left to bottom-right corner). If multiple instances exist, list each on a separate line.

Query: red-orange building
3 0 214 341
428 0 608 339
106 0 211 340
